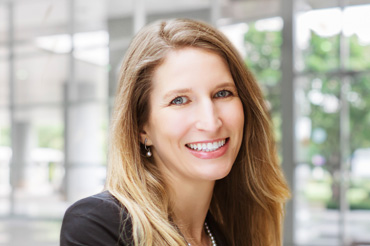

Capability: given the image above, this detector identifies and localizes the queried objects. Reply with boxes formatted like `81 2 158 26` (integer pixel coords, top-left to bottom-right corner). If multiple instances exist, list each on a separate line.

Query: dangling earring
144 138 152 157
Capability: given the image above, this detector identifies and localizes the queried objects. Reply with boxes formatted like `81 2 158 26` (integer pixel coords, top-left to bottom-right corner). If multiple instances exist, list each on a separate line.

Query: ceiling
1 0 370 42
1 0 370 124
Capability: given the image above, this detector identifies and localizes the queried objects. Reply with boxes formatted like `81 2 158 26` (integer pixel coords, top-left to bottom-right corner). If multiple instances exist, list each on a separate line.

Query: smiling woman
142 47 244 182
60 18 290 246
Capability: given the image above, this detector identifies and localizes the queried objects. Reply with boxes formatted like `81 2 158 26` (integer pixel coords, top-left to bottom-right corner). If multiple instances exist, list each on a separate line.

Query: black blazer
60 191 229 246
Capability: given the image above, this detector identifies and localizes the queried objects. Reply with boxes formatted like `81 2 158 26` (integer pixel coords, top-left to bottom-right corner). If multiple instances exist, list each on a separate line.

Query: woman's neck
169 179 215 245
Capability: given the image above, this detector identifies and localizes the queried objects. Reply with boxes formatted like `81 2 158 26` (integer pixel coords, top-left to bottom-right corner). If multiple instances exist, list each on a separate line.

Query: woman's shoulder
65 190 122 214
62 190 127 226
60 190 132 246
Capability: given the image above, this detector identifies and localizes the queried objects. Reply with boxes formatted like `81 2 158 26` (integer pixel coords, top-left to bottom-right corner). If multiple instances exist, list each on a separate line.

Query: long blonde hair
106 18 290 246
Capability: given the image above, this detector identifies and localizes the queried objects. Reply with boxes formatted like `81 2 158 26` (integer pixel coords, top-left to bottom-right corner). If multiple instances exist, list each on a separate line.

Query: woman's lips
185 138 227 152
186 138 229 159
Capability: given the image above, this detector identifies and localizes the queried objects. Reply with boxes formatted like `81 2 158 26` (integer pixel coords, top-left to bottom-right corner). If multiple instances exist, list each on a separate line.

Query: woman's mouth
185 138 229 152
185 138 230 159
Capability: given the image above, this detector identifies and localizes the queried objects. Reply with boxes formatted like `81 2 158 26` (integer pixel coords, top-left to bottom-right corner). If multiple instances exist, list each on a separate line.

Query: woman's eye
170 96 188 105
215 90 231 98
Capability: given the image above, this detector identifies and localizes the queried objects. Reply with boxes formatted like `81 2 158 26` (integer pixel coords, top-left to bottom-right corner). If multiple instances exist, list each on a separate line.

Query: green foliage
0 127 10 146
296 33 370 209
304 181 332 203
306 78 341 173
349 35 370 70
243 21 370 210
303 32 340 72
37 125 64 150
327 179 370 210
349 76 370 151
244 24 282 147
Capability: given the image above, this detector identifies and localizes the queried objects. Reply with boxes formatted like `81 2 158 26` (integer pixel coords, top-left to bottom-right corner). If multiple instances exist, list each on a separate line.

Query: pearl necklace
187 222 217 246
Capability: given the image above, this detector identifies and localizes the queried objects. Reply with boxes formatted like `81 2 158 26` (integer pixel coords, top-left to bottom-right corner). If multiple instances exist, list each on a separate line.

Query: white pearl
187 222 217 246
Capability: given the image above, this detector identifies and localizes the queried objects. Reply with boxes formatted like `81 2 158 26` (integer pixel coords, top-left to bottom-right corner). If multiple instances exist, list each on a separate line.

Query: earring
144 138 152 157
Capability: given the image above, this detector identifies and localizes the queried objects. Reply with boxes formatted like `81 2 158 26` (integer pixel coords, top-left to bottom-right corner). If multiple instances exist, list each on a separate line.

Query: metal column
280 0 295 245
338 0 350 245
63 0 75 200
8 0 15 216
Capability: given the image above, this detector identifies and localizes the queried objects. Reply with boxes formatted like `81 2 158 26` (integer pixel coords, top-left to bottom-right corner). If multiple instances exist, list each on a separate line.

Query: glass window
344 5 370 71
244 18 283 147
348 74 370 242
295 76 341 245
295 8 341 73
349 74 370 152
293 2 370 245
343 5 370 71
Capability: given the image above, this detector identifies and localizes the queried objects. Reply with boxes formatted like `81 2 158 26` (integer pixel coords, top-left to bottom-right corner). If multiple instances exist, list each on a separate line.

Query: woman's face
142 47 244 183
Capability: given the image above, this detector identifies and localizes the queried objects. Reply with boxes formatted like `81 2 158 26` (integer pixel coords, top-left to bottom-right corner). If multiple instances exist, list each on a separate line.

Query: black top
60 190 229 246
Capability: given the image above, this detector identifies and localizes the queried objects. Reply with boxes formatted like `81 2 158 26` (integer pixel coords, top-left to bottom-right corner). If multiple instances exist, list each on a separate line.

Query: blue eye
171 96 188 105
215 90 231 98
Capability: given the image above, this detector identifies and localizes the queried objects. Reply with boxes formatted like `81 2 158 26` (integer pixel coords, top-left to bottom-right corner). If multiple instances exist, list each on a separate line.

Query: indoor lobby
1 0 370 245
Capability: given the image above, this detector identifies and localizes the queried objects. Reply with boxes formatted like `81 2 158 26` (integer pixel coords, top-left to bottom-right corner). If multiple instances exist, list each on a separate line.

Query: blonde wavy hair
105 18 290 246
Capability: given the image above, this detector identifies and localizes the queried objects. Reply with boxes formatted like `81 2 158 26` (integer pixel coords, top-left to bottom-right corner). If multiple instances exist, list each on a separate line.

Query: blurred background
0 0 370 245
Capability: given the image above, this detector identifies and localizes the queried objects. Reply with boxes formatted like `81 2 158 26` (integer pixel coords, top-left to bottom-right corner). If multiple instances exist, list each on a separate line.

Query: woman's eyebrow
163 88 192 100
215 82 237 89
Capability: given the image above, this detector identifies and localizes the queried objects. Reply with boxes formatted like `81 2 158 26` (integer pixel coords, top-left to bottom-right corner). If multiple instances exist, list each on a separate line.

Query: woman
61 18 290 246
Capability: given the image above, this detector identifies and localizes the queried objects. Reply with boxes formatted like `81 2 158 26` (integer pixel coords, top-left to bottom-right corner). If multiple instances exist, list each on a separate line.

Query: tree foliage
244 23 370 209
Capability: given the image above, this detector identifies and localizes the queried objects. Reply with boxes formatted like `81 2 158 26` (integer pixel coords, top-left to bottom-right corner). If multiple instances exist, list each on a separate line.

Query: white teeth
202 143 207 150
213 142 218 148
187 139 227 152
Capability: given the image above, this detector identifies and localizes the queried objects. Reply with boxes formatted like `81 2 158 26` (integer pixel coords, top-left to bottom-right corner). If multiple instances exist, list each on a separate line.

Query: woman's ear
139 129 152 145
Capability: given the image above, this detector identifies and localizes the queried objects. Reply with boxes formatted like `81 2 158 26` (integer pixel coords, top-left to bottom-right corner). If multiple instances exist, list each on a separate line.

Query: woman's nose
195 100 222 132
